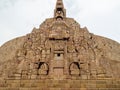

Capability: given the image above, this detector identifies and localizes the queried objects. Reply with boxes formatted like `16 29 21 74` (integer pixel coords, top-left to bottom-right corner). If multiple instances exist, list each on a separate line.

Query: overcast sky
0 0 120 46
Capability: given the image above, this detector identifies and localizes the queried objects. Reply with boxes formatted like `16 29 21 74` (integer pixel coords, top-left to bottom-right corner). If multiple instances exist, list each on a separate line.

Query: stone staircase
0 79 120 90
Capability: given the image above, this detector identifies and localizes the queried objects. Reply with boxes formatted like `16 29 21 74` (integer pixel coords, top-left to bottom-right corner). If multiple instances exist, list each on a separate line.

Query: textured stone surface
0 0 120 89
0 79 120 90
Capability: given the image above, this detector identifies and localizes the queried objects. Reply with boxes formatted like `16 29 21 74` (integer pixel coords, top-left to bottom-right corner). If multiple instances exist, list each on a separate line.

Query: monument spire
54 0 66 19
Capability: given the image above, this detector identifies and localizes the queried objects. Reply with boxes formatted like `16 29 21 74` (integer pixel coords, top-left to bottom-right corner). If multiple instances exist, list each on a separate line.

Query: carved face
49 22 70 39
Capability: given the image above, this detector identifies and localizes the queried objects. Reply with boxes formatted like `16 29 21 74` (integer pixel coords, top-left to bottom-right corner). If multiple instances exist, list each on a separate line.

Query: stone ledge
0 79 120 89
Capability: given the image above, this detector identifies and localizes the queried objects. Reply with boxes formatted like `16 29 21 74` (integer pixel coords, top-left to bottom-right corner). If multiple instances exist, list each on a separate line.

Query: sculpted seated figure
69 62 80 76
37 62 49 75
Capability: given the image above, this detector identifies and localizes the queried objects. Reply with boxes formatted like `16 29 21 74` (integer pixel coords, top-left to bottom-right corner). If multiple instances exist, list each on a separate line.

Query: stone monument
0 0 120 89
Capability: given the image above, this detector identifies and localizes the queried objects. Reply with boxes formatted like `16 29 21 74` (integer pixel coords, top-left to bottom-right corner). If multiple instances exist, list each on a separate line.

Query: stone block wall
0 79 120 90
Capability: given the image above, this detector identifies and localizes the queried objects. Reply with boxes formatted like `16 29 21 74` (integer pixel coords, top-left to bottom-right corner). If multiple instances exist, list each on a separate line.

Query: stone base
0 79 120 90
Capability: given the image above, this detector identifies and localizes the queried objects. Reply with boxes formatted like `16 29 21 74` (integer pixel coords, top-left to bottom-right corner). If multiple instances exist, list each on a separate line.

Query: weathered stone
0 0 120 89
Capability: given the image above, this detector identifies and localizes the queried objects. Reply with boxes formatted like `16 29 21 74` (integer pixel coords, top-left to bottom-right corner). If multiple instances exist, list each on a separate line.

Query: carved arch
37 62 49 75
69 62 80 76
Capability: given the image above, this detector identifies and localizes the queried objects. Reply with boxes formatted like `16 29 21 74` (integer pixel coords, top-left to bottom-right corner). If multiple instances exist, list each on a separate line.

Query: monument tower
54 0 66 18
0 0 120 89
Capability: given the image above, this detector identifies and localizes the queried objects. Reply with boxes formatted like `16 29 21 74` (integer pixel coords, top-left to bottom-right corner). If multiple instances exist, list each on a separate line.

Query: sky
0 0 120 46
